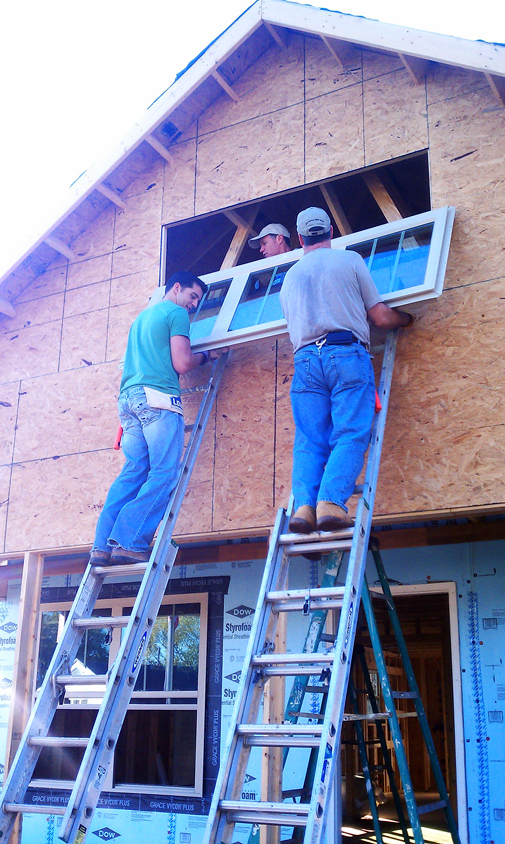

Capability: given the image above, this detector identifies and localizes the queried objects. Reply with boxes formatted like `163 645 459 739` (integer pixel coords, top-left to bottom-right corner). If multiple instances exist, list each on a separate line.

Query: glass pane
37 609 111 696
189 279 231 341
132 605 200 694
114 709 197 787
37 611 63 686
347 223 433 295
228 263 295 332
33 708 97 781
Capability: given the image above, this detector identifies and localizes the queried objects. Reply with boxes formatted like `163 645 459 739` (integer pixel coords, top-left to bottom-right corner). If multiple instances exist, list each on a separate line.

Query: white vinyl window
188 206 455 351
32 593 208 797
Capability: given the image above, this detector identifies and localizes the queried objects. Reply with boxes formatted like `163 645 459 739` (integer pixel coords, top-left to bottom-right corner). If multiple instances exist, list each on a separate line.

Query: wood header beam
320 183 352 235
320 35 355 67
485 72 505 106
212 69 240 102
399 53 429 84
44 235 75 262
96 183 126 210
145 134 175 164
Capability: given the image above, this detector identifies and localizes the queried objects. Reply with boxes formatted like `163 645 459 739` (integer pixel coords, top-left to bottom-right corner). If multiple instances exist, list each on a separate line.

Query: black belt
301 331 369 351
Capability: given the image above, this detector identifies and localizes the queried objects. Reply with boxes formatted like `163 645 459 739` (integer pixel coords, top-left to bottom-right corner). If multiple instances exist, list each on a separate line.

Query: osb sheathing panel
123 156 165 200
375 279 505 515
0 382 19 466
0 464 9 547
428 73 505 287
64 281 110 319
195 104 305 215
0 321 62 384
198 36 305 137
212 339 277 531
362 55 428 165
111 188 163 278
305 83 365 183
71 205 115 262
161 137 197 225
13 363 121 464
1 292 64 333
110 267 159 310
105 302 144 364
304 38 362 100
59 310 109 371
6 450 123 553
67 253 113 291
15 265 67 304
273 336 295 510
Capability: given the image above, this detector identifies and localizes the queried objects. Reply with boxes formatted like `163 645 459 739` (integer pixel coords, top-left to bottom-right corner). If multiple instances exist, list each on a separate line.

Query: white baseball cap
249 223 290 249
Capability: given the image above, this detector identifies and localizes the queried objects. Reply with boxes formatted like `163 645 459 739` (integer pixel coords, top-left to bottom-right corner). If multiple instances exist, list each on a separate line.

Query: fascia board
261 0 505 76
0 3 263 287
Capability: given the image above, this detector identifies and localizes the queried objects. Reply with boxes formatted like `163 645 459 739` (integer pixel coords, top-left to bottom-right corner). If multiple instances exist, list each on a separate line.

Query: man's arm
367 302 413 329
170 335 208 374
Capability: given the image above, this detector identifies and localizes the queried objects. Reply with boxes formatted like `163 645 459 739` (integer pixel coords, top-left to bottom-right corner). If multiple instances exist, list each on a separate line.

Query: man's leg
108 407 184 554
92 396 150 555
290 349 332 523
318 346 375 510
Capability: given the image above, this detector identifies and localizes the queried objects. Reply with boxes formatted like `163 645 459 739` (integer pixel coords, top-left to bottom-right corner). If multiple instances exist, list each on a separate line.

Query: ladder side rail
0 566 106 822
60 353 231 843
202 506 292 844
370 545 461 844
304 329 399 844
355 647 411 844
360 579 425 844
347 677 384 844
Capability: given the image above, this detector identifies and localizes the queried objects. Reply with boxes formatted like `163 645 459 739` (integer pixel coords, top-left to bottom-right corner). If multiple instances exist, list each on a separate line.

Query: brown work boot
110 547 151 565
316 501 354 532
289 505 317 534
89 549 111 566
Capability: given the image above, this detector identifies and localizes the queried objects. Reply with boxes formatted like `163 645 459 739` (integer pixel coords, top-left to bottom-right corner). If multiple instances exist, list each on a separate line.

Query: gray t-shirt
279 248 381 352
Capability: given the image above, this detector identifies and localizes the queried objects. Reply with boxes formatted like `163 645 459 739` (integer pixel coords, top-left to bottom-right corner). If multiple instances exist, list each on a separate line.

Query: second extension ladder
0 352 229 844
203 329 459 844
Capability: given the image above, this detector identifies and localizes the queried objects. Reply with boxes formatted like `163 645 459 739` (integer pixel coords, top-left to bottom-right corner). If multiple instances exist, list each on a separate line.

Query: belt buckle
315 337 327 350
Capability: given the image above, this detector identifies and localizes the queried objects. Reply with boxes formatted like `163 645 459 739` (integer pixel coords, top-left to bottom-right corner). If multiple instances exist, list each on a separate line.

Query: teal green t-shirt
120 300 190 396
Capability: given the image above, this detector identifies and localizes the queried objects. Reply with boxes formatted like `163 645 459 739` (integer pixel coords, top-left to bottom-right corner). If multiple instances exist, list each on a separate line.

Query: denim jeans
290 343 375 513
93 386 184 553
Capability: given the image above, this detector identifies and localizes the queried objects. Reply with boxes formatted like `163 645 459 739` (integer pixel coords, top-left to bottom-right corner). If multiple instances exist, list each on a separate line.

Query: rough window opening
163 151 431 281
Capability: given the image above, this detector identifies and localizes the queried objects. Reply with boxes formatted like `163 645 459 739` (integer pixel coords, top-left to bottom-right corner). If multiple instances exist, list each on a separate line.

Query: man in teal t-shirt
90 271 209 566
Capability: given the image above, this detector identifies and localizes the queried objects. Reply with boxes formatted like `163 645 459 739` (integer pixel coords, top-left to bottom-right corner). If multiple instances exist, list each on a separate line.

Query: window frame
187 206 455 352
31 592 208 798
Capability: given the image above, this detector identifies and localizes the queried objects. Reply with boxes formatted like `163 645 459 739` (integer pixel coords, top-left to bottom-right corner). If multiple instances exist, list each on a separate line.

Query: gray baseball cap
249 223 290 248
296 207 331 237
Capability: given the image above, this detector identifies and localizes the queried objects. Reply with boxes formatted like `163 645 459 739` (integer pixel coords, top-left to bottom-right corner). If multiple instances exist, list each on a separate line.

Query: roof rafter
212 69 240 102
399 53 429 84
320 35 355 67
485 72 505 105
145 134 175 164
95 184 126 210
44 235 75 262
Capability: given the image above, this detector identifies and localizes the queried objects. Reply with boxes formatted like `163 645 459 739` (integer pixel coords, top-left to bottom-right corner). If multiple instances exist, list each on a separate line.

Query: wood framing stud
264 20 288 49
145 134 175 164
485 72 505 106
44 235 75 261
0 297 15 318
212 69 240 102
320 35 355 67
223 208 258 237
221 205 260 269
399 53 429 84
320 183 352 235
96 183 127 210
362 172 403 222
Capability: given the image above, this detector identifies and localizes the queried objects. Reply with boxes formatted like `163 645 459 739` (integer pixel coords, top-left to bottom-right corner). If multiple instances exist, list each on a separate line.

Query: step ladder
0 352 229 844
202 329 459 844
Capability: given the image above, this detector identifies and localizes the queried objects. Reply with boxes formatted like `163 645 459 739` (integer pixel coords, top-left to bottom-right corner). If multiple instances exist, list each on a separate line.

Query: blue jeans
93 386 184 553
290 343 375 513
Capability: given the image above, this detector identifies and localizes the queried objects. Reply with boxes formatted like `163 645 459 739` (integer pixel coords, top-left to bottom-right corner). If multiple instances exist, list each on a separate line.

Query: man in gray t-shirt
279 207 413 535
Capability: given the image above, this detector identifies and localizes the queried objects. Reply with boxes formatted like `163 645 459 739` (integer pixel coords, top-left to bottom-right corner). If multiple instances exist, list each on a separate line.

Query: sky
1 0 504 280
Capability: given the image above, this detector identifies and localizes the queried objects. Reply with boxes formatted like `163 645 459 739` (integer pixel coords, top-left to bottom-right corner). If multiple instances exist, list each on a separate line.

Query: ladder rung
252 653 333 666
278 529 353 546
392 691 419 699
28 736 89 748
417 799 448 815
266 586 345 613
72 616 130 629
237 724 323 736
91 562 148 577
267 587 345 602
288 711 325 720
220 800 310 826
3 803 67 816
55 674 108 686
244 736 321 748
271 599 344 613
342 712 391 722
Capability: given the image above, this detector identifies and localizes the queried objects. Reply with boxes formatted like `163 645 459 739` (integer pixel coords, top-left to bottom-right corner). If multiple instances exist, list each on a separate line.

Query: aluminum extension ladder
203 329 457 844
0 352 229 844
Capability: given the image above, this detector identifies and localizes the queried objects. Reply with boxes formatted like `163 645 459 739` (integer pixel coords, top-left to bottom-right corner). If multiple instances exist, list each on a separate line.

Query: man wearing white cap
280 207 413 535
248 223 292 258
